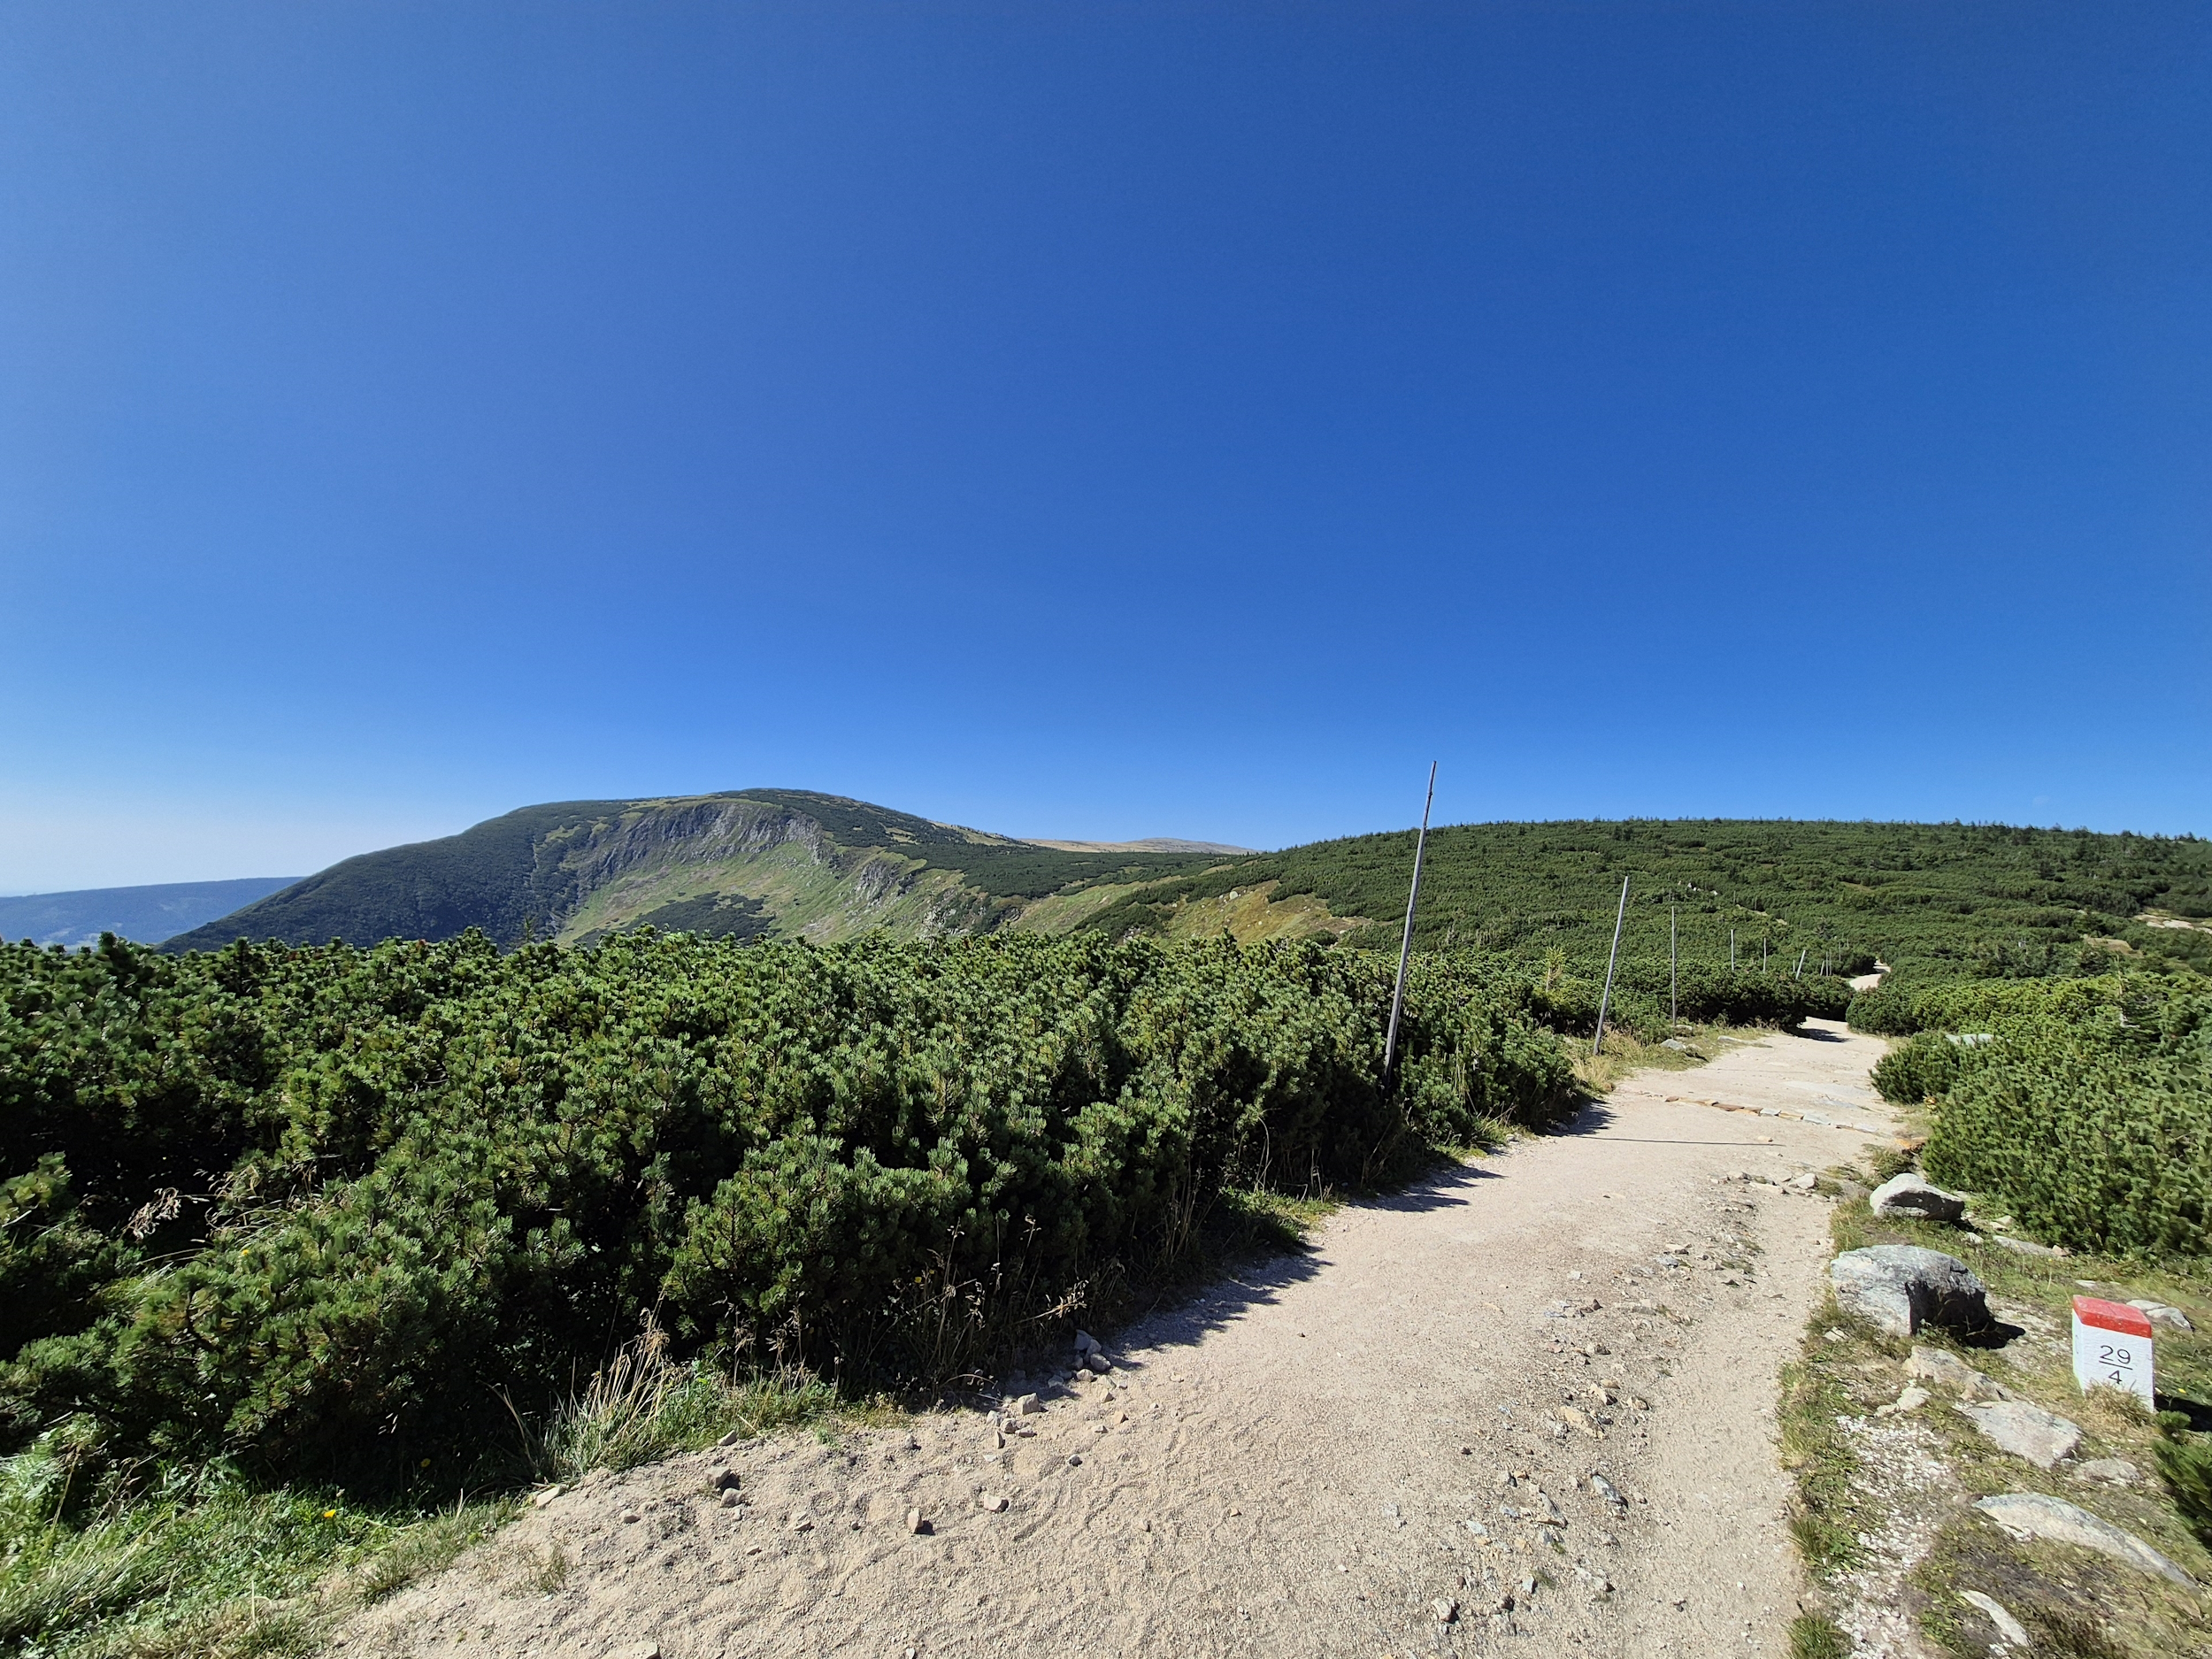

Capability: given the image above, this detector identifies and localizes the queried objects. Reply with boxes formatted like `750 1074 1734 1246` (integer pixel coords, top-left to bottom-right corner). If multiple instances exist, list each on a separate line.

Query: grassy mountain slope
0 878 299 949
1081 818 2212 980
165 790 1213 952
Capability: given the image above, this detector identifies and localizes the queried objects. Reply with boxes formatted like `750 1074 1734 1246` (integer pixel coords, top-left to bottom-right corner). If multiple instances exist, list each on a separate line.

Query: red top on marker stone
2073 1297 2154 1338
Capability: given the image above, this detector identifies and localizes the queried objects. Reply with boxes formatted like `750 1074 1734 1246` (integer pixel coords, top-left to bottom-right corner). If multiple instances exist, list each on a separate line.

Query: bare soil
340 1019 1897 1659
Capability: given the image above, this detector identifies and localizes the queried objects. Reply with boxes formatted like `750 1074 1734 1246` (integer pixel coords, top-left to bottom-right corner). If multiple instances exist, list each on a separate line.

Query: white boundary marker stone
2072 1296 2154 1406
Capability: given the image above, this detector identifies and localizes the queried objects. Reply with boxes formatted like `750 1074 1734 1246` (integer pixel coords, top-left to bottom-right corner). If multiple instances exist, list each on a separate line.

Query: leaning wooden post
1381 762 1437 1078
1594 875 1630 1056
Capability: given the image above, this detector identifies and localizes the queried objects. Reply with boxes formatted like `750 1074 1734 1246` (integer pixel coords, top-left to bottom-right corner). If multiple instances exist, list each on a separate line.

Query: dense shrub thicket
1 929 1574 1484
1084 819 2212 979
1865 972 2212 1257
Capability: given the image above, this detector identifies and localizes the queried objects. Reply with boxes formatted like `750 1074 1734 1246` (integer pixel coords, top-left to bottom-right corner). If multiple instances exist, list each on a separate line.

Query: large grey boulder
1869 1171 1967 1224
1830 1246 1989 1337
1975 1493 2193 1584
1955 1399 2082 1469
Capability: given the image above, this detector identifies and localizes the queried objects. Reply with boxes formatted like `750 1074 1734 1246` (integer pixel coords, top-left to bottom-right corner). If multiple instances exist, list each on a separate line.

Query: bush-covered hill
161 791 1213 954
1082 818 2212 981
2 928 1577 1486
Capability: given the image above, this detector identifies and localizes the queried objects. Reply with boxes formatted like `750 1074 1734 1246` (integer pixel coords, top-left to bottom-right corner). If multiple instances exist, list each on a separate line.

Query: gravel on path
342 1019 1895 1659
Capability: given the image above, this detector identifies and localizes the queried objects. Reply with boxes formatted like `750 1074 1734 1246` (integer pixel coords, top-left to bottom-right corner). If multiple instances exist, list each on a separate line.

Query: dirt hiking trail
343 1020 1897 1659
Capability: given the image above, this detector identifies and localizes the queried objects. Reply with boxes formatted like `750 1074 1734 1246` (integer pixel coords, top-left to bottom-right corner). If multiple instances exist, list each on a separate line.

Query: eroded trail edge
346 1020 1896 1659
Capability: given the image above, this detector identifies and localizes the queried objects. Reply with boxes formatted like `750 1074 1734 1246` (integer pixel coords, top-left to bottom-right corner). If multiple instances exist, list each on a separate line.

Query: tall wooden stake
1670 905 1678 1026
1381 762 1437 1078
1730 928 1736 971
1594 876 1630 1056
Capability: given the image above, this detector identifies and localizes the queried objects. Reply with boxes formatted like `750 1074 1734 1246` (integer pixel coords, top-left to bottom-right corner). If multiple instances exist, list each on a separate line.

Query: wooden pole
1594 876 1630 1056
1795 947 1808 979
1730 928 1736 971
1382 762 1437 1078
1670 904 1678 1026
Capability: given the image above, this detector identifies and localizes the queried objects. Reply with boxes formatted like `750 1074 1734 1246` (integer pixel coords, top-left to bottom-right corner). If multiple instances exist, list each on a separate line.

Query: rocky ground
337 1021 1904 1659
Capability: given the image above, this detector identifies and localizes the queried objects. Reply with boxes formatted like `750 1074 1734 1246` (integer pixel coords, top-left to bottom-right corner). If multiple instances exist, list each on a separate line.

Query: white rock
610 1644 660 1659
1869 1171 1967 1224
1015 1393 1042 1416
1087 1353 1113 1375
787 1509 813 1532
1588 1473 1626 1510
1959 1591 2028 1647
979 1493 1010 1513
2077 1457 2139 1486
1977 1492 2193 1583
529 1484 565 1508
1875 1385 1930 1417
1830 1246 1989 1337
1956 1400 2082 1470
1432 1598 1459 1623
2130 1300 2194 1333
905 1506 926 1534
1989 1233 2067 1258
1786 1173 1817 1191
1074 1329 1099 1355
1904 1346 2007 1401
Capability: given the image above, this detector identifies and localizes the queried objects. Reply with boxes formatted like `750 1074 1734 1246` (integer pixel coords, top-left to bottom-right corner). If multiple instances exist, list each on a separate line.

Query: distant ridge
162 790 1220 953
0 878 301 949
1024 838 1255 855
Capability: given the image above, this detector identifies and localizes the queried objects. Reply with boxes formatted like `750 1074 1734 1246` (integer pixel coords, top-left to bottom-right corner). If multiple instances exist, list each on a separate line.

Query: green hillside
162 794 2212 987
1081 818 2212 981
163 790 1212 952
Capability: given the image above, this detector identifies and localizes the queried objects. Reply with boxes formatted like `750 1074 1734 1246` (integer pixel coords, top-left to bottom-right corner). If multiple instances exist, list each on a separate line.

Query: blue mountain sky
4 3 2207 891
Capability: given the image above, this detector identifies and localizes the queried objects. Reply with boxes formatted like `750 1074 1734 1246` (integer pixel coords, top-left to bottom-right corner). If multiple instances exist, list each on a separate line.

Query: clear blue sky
4 3 2207 892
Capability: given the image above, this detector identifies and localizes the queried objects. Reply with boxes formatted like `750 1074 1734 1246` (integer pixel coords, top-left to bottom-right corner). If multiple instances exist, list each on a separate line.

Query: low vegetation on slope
1084 818 2212 981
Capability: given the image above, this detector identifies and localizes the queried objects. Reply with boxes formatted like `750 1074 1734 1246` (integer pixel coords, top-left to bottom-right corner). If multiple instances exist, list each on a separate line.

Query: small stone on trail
905 1507 926 1534
1588 1473 1626 1510
1875 1385 1930 1417
710 1468 741 1492
530 1484 564 1508
620 1509 641 1525
787 1509 813 1532
1075 1329 1098 1355
1786 1173 1817 1191
1905 1346 2005 1399
2078 1457 2139 1486
1957 1400 2083 1470
1067 1454 1083 1467
718 1490 741 1509
718 1427 743 1447
1087 1353 1113 1375
1869 1171 1967 1223
611 1643 660 1659
2129 1300 2194 1333
1960 1591 2029 1647
1432 1598 1459 1624
979 1493 1010 1513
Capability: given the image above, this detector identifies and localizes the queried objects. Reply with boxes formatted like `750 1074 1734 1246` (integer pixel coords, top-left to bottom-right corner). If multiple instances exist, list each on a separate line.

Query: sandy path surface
343 1020 1896 1659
